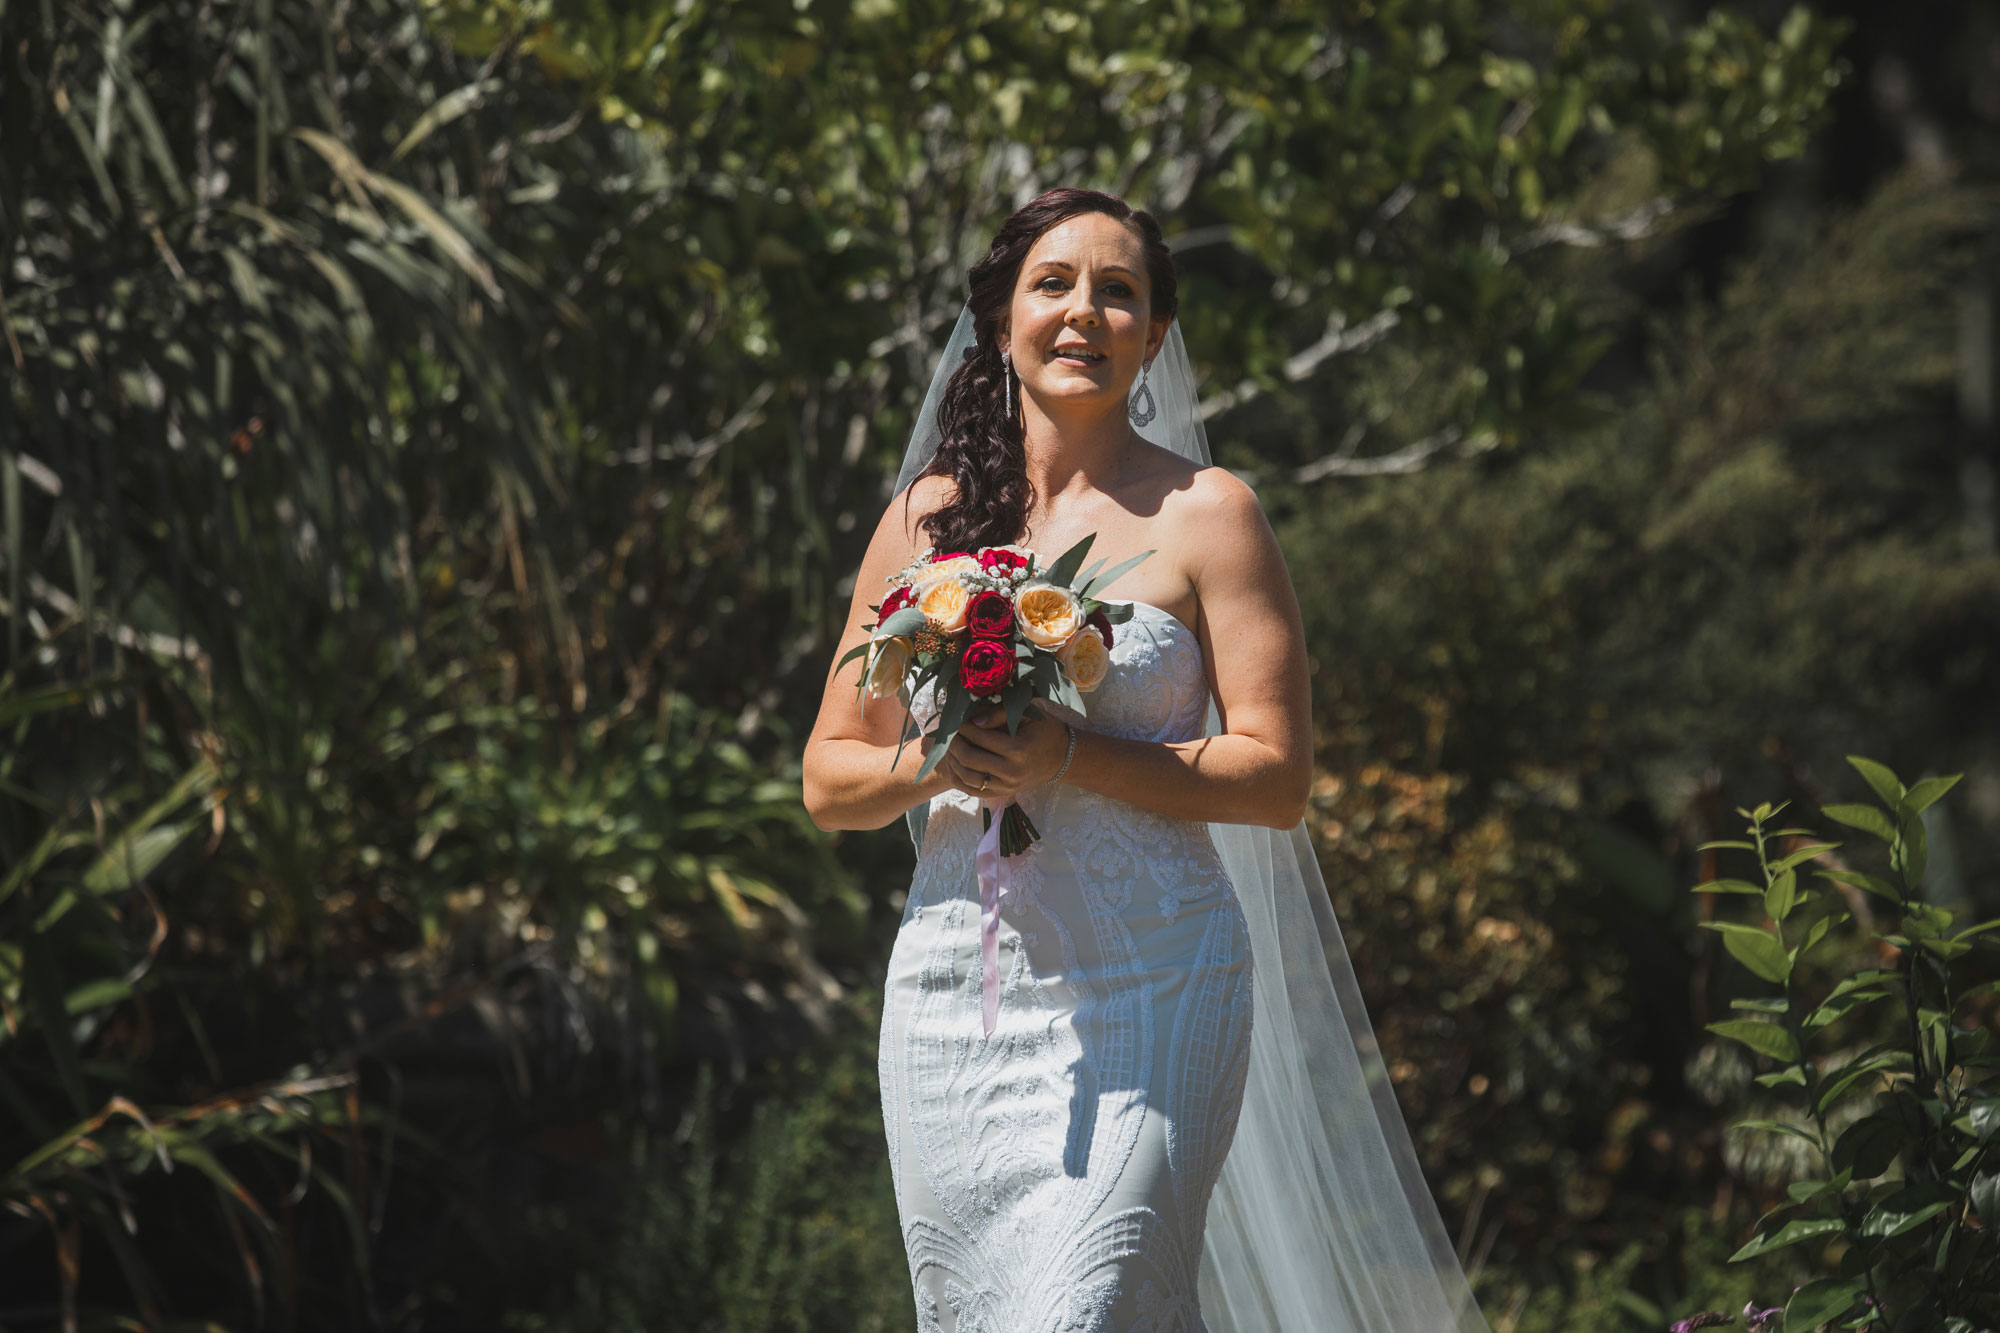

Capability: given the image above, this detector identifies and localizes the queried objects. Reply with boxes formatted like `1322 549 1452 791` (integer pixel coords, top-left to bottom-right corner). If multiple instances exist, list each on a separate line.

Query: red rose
978 548 1027 573
1086 606 1114 649
930 550 973 564
879 585 912 619
965 590 1015 640
959 637 1013 695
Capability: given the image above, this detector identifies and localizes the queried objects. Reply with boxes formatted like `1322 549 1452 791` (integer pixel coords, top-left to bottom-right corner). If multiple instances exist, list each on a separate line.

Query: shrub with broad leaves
1680 757 1999 1332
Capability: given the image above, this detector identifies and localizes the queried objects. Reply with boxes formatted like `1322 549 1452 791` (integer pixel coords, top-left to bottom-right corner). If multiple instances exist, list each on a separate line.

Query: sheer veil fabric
890 304 1492 1332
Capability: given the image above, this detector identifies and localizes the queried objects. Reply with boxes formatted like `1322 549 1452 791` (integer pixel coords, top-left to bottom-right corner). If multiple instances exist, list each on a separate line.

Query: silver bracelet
1049 721 1079 787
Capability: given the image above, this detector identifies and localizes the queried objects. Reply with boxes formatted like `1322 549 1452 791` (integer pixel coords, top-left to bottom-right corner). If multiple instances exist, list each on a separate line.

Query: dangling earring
1129 358 1157 427
1001 350 1015 420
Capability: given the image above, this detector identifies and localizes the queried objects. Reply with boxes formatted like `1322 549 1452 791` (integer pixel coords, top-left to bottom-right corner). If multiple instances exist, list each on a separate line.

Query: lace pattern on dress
882 604 1252 1331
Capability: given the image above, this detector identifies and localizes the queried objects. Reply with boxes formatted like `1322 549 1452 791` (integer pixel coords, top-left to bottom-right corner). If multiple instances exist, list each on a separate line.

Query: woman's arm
802 477 993 831
948 469 1313 830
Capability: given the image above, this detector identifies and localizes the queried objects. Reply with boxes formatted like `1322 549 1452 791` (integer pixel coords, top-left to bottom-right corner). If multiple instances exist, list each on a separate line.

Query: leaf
1791 911 1846 964
1858 1179 1959 1238
1697 840 1757 852
1694 878 1764 896
1822 803 1897 842
1966 1099 2000 1143
1972 1172 2000 1226
1846 756 1906 809
1815 868 1901 904
1815 1055 1900 1115
1076 550 1154 599
1769 842 1841 873
1756 1065 1810 1089
1043 533 1096 587
1728 1215 1845 1260
1707 1018 1800 1062
0 677 119 727
391 79 502 161
81 822 193 896
1731 1118 1821 1148
293 129 503 301
879 607 928 637
63 978 132 1016
912 687 972 782
1802 989 1886 1034
1003 681 1031 735
1894 812 1929 887
1901 774 1962 816
1702 922 1791 983
1949 918 2000 947
1784 1277 1868 1331
1764 867 1799 920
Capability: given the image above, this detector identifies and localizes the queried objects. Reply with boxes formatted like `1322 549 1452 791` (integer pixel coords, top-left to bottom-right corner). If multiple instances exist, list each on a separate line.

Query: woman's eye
1106 282 1133 297
1036 277 1067 292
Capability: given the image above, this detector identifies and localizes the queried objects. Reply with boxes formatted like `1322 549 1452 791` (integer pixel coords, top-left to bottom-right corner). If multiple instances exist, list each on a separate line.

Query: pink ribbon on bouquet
974 795 1013 1039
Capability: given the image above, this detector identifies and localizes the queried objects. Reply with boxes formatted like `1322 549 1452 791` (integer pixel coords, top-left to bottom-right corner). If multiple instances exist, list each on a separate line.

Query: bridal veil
892 305 1492 1333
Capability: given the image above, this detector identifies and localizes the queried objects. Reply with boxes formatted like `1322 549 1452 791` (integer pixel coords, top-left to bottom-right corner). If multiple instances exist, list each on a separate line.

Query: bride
803 188 1491 1333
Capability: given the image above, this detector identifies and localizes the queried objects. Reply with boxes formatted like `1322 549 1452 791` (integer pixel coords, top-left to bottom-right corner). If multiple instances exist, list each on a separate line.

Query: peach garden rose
1014 582 1083 650
1057 624 1109 691
912 573 973 632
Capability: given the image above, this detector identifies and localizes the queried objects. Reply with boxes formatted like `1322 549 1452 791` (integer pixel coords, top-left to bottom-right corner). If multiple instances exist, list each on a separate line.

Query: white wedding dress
879 308 1493 1333
879 600 1254 1331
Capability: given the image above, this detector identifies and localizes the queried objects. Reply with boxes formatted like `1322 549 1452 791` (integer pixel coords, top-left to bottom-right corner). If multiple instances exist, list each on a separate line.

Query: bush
1685 758 2000 1331
512 1010 908 1333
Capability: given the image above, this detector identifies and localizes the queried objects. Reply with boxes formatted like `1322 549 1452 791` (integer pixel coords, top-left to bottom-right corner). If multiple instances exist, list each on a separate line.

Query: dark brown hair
910 188 1178 555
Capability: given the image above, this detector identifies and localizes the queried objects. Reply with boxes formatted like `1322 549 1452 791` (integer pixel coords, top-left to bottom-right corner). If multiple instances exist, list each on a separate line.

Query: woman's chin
1025 380 1126 412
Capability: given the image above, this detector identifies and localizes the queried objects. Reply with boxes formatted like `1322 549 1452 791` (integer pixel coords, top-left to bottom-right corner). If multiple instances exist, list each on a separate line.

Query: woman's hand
926 704 1070 804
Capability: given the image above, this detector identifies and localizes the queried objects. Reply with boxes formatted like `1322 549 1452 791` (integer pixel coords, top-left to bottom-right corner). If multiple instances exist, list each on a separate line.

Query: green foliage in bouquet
1693 758 2000 1332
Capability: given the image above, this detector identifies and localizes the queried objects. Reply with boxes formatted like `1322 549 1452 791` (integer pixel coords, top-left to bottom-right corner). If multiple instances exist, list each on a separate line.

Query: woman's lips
1050 346 1105 365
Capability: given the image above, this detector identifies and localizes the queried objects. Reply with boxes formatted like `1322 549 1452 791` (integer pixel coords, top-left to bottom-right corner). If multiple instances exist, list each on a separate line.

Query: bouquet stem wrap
975 797 1012 1038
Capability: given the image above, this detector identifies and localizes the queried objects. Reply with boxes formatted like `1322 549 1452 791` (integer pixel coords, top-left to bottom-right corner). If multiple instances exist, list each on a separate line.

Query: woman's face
999 211 1168 420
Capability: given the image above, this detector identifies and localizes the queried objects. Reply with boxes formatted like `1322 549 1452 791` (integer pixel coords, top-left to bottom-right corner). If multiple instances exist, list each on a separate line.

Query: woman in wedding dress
804 188 1493 1333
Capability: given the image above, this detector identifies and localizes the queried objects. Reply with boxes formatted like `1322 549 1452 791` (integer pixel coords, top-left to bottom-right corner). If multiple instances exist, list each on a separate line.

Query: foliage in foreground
0 0 1858 1320
510 1020 908 1333
1688 758 1999 1331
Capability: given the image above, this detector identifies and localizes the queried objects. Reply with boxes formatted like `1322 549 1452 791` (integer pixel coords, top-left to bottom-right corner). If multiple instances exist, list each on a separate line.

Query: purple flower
1743 1301 1784 1331
1670 1315 1734 1332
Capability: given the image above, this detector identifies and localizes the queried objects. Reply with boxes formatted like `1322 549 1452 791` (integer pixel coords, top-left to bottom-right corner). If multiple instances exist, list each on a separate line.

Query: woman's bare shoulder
1166 461 1265 528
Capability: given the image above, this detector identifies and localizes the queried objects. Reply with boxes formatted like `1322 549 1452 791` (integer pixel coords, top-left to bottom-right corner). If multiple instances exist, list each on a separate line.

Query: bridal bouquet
837 533 1151 855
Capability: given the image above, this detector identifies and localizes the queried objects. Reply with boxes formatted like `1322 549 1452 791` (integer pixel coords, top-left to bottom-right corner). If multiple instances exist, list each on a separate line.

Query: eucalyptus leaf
1043 533 1096 587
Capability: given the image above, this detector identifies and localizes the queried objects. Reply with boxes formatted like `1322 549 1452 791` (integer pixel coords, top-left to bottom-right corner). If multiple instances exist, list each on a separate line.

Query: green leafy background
3 0 1998 1327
